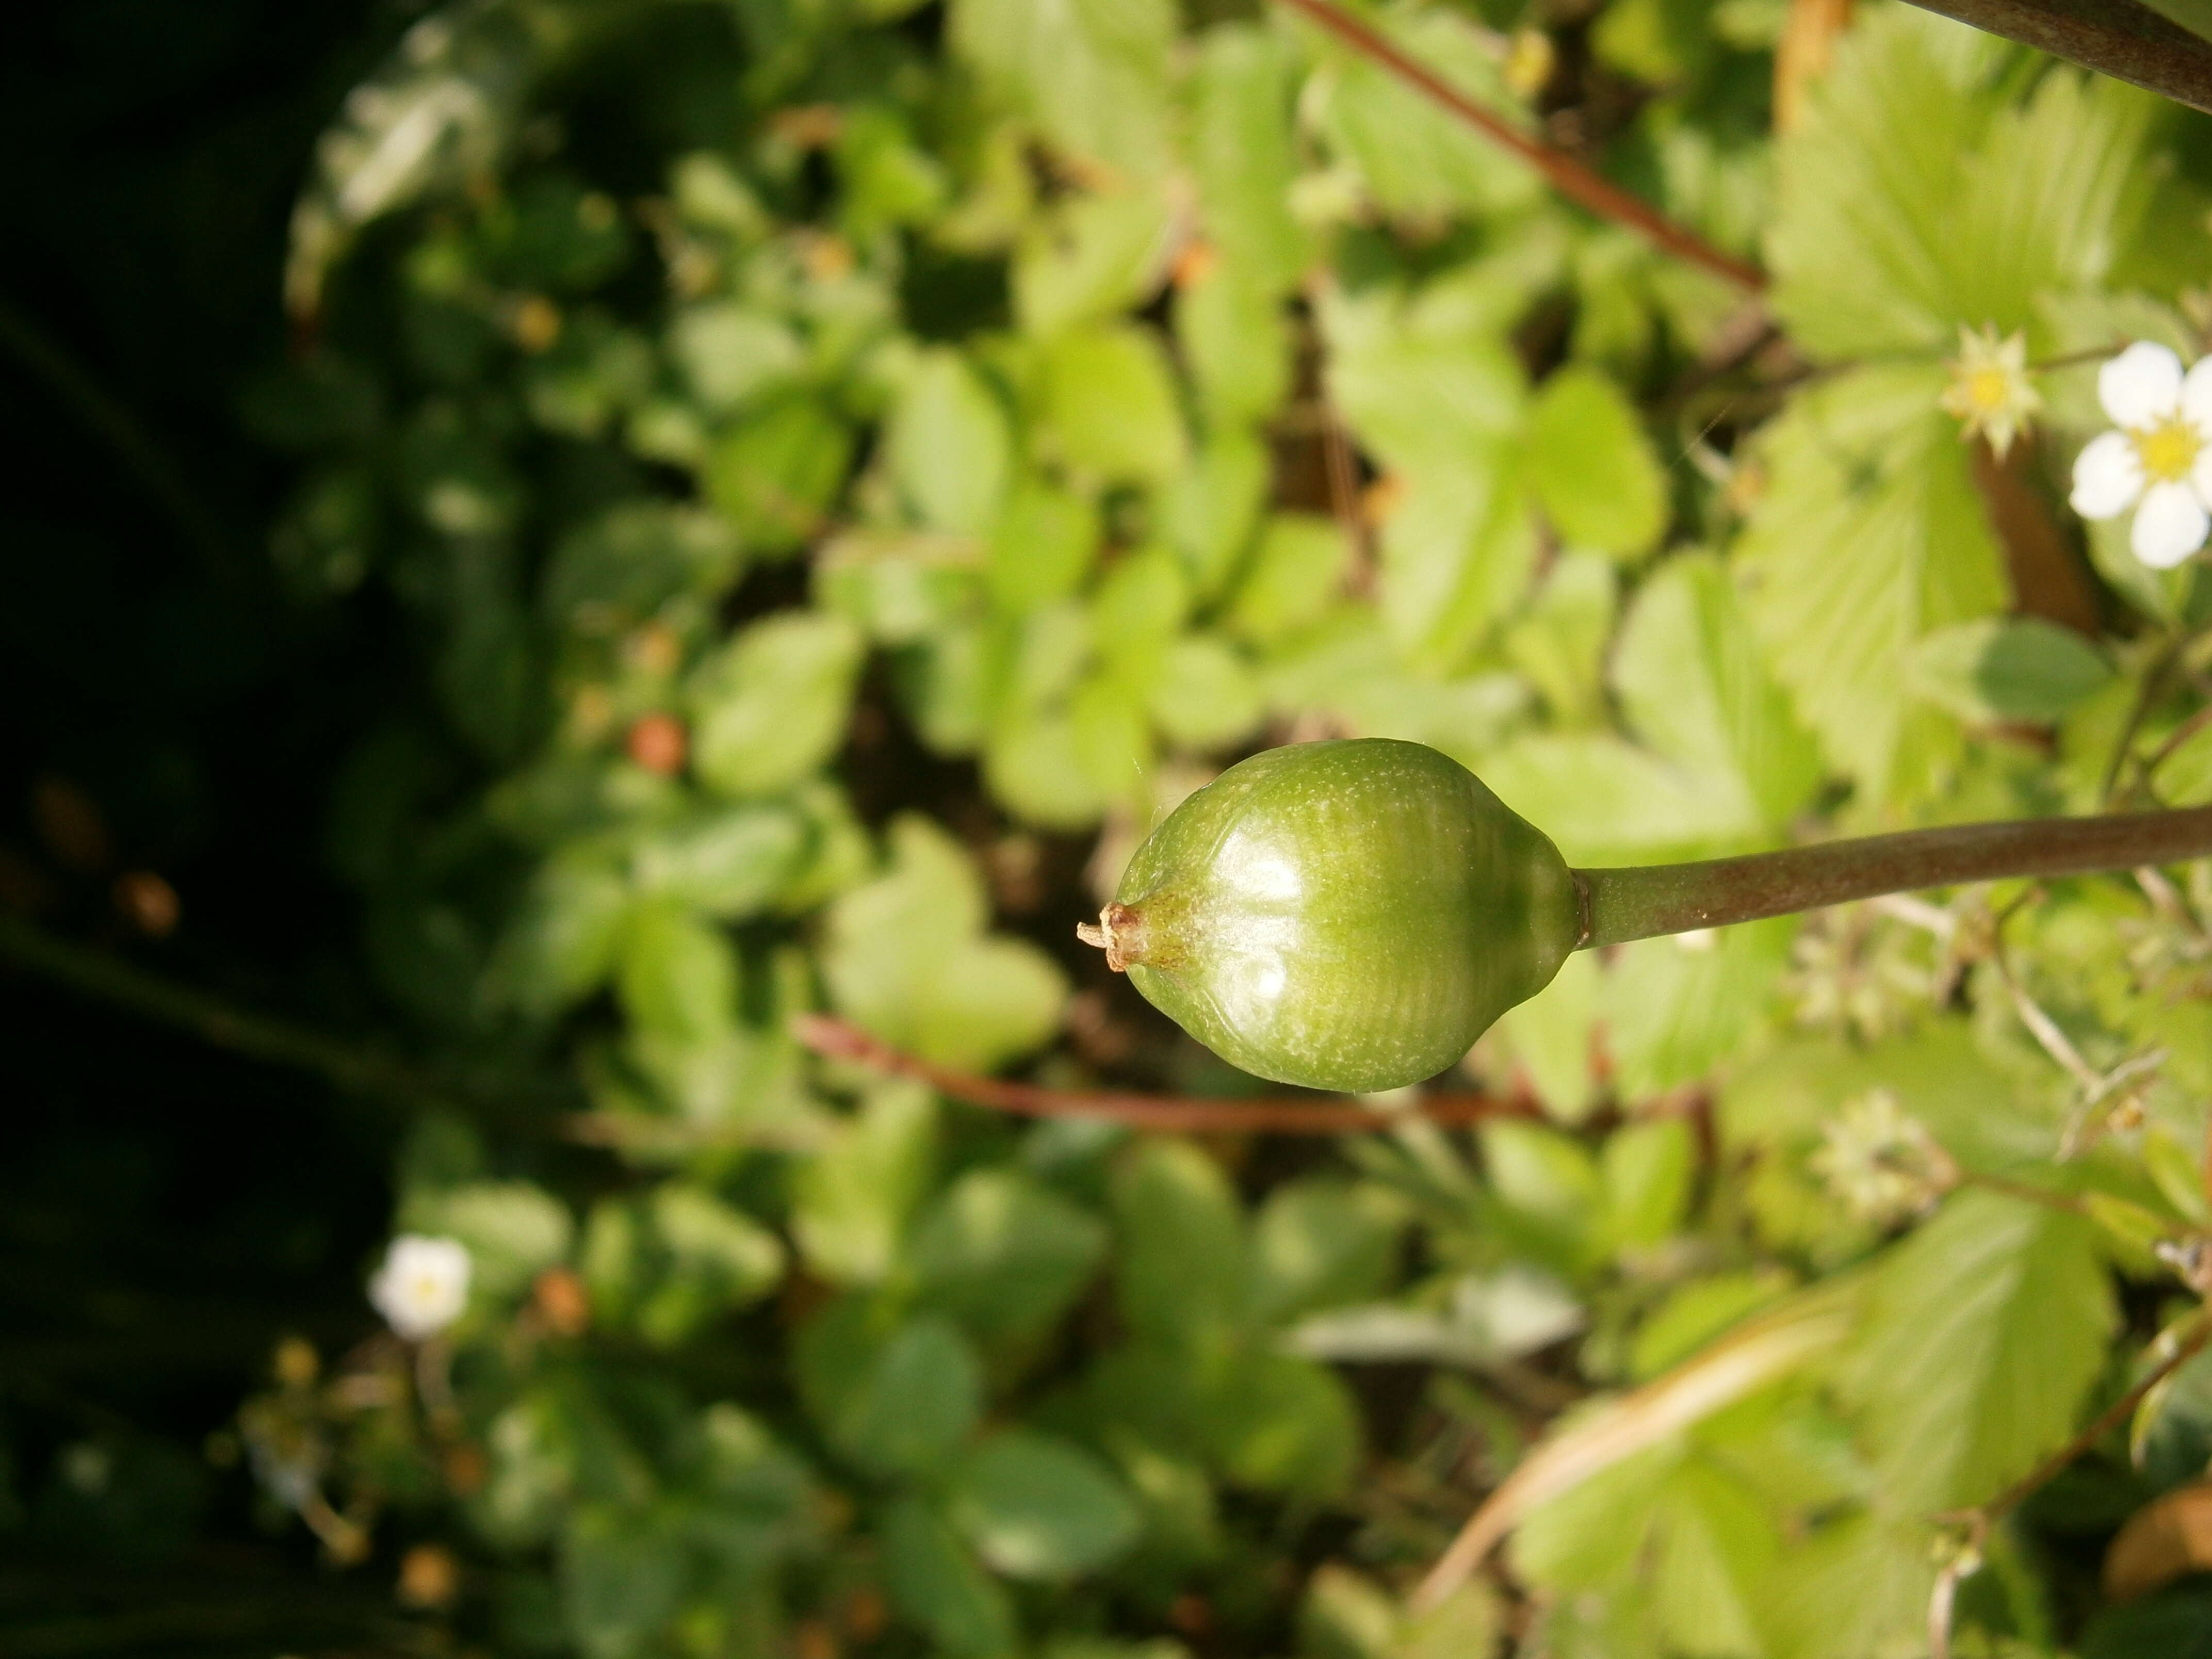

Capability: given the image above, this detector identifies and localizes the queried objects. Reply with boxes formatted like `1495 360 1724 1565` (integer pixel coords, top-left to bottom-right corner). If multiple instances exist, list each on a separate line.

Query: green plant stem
1576 805 2212 949
1268 0 1766 294
1901 0 2212 115
0 913 422 1095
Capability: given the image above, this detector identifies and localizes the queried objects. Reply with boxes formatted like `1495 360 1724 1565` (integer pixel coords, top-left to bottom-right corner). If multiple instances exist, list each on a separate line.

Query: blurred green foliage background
6 0 2212 1655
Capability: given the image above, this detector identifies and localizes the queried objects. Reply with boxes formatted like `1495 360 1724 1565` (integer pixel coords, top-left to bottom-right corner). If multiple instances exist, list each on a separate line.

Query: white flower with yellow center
2070 340 2212 570
368 1234 471 1341
1938 324 2040 460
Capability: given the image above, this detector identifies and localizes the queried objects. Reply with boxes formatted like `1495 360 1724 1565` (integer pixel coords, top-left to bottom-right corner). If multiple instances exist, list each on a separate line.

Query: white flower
368 1234 471 1340
1938 324 2040 460
2069 340 2212 570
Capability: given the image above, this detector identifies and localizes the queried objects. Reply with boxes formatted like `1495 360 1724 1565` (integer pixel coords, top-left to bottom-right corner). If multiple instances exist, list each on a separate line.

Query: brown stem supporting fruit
1900 0 2212 115
1268 0 1767 294
1576 806 2212 949
791 1014 1530 1134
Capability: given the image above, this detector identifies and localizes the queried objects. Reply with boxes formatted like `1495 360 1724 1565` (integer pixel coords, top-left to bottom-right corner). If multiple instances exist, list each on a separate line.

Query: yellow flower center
1964 367 2012 413
2133 413 2202 484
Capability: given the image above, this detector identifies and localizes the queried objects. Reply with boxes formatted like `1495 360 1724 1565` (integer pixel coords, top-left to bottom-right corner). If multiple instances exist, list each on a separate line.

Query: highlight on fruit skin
1079 738 1582 1093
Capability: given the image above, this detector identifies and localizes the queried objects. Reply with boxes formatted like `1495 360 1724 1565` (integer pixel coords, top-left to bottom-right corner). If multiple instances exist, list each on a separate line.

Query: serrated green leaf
1735 366 2005 795
1480 733 1765 865
1613 553 1823 827
1842 1188 2116 1512
984 706 1115 828
582 1183 785 1348
1604 918 1797 1098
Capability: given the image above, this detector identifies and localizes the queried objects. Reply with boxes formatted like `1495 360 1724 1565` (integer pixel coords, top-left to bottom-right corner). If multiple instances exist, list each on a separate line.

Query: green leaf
627 805 809 919
1146 634 1263 751
1039 324 1188 485
2081 1581 2212 1659
561 1503 687 1650
1177 266 1292 428
689 610 865 798
582 1184 786 1348
882 1496 1018 1657
1522 367 1668 558
1602 1121 1695 1256
702 396 853 552
1479 733 1764 866
1321 284 1524 475
1842 1188 2116 1512
489 853 632 1017
670 304 803 413
1014 187 1173 338
1161 431 1268 599
911 1169 1108 1343
1091 545 1191 681
1201 1349 1361 1499
1768 8 2156 355
989 480 1100 613
1112 1140 1248 1345
949 0 1176 182
1227 513 1350 646
947 1429 1141 1580
984 706 1115 829
887 350 1012 534
404 1181 573 1300
1908 617 2112 724
822 815 1069 1069
1604 918 1797 1098
1191 25 1310 294
1735 366 2006 795
833 1314 986 1477
1503 550 1618 725
1308 8 1542 222
616 901 739 1047
1248 1179 1403 1326
1497 949 1601 1124
791 1081 940 1286
1377 465 1538 673
1612 553 1823 828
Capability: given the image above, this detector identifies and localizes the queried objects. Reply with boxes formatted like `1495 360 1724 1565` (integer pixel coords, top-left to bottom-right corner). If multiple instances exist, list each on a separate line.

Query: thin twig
792 1014 1531 1134
0 912 425 1098
1270 0 1766 293
0 294 241 579
1950 1308 2212 1529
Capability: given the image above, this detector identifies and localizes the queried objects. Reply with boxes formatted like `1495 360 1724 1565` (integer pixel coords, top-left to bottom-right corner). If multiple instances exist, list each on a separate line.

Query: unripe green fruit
1080 739 1582 1093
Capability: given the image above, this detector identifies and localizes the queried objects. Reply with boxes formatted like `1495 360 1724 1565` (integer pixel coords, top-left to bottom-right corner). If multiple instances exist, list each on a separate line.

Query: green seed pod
1080 738 1582 1093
